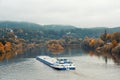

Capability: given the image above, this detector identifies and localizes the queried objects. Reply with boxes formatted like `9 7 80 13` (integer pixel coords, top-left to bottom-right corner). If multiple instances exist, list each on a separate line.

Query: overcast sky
0 0 120 28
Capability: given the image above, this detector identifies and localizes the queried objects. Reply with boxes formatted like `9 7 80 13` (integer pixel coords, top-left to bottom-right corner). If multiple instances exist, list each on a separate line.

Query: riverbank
81 32 120 64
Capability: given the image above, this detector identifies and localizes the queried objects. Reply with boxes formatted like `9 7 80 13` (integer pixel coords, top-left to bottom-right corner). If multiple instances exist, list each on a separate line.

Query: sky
0 0 120 28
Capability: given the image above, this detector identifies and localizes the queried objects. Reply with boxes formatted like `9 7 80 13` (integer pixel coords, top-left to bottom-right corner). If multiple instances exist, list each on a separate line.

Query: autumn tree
5 42 12 52
0 42 5 55
111 32 120 42
112 40 118 48
0 42 5 61
112 44 120 55
47 40 64 53
81 37 104 51
4 42 15 60
100 33 111 43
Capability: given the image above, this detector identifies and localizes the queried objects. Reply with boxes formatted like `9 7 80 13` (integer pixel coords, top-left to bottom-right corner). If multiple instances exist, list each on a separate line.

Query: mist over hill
0 21 44 30
43 25 76 31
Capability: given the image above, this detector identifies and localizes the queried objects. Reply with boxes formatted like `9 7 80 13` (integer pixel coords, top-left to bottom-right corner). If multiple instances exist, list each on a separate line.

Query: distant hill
109 27 120 32
0 21 120 40
0 21 44 30
43 25 76 31
0 21 76 31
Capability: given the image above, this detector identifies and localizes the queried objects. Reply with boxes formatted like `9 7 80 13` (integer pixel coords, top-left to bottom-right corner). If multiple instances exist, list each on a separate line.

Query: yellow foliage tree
112 40 118 48
89 39 95 46
106 34 111 39
5 42 12 52
0 42 5 61
47 40 64 53
111 32 120 42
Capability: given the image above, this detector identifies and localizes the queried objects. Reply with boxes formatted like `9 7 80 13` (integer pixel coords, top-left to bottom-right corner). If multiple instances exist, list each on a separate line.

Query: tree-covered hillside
0 21 120 42
0 21 44 30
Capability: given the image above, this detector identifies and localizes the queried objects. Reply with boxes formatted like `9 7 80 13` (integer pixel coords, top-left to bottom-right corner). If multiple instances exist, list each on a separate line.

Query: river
0 48 120 80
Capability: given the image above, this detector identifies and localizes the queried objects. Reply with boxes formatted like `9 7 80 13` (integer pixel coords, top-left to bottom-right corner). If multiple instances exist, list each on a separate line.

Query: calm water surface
0 48 120 80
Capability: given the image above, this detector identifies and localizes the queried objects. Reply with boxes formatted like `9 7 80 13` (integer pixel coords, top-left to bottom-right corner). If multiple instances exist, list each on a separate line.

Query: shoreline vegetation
81 31 120 64
0 21 120 64
0 31 42 61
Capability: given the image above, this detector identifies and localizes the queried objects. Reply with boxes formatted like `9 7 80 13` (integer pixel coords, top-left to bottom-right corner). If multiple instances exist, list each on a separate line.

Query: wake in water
69 70 85 77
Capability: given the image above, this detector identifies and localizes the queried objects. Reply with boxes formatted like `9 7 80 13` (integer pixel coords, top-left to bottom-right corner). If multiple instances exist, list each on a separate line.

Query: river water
0 48 120 80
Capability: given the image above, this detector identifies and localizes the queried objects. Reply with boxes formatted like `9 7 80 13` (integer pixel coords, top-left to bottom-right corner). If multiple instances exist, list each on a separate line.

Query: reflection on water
86 51 120 65
0 46 120 65
0 47 120 80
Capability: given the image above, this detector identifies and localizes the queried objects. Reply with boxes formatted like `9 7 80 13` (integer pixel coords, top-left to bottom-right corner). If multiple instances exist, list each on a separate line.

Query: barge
36 56 75 70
